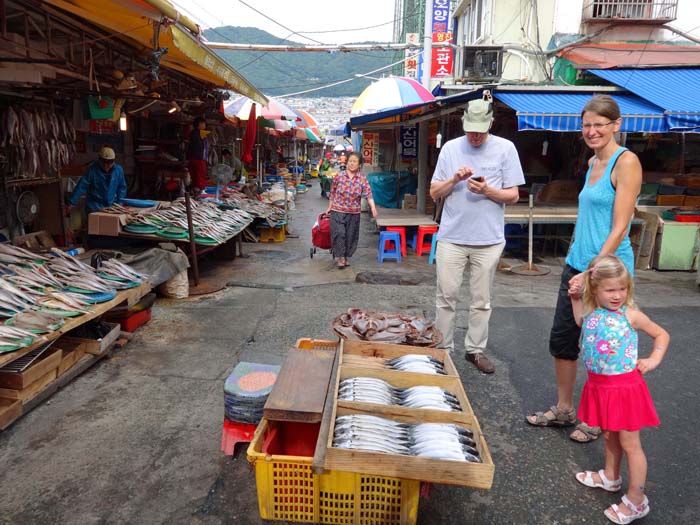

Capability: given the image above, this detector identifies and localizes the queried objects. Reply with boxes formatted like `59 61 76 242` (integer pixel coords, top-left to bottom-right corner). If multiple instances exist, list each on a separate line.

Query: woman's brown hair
581 95 621 121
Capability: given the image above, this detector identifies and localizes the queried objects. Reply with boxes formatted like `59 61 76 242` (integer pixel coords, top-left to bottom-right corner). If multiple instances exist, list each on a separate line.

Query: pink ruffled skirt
578 369 659 432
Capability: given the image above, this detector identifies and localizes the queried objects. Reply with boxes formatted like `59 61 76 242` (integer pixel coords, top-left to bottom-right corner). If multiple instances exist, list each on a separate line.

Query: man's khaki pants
435 240 505 354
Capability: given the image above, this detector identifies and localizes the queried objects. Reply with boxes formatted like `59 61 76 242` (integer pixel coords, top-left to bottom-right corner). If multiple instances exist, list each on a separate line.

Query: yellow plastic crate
259 226 285 243
247 419 419 524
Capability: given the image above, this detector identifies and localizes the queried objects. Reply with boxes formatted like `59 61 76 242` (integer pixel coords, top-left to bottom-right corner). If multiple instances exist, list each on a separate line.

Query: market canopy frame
44 0 267 104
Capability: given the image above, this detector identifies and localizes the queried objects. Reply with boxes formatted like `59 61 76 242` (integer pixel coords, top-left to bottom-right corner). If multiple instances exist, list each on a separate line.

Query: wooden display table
375 208 438 228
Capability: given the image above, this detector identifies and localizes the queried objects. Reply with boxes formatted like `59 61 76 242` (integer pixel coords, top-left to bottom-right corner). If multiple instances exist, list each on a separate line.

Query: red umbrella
241 103 257 164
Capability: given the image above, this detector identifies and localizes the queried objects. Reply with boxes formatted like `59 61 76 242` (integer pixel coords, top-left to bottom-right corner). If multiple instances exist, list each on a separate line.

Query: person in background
67 146 127 214
222 148 244 181
186 117 209 194
429 94 524 374
325 151 377 268
526 95 642 443
570 255 668 525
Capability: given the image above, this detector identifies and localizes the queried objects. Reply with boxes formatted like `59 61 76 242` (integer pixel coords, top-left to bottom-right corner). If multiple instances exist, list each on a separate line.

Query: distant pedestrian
325 151 377 268
570 254 669 525
430 93 524 373
186 117 209 194
526 95 643 443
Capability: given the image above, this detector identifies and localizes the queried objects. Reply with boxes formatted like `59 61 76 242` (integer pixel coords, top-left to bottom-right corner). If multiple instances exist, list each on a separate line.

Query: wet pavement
0 181 698 524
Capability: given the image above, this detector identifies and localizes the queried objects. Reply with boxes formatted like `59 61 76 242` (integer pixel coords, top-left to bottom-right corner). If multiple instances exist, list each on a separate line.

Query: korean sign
400 126 418 158
404 33 420 80
362 132 379 166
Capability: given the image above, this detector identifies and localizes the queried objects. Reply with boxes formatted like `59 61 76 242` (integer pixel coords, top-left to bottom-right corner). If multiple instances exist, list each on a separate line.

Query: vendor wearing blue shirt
68 146 127 213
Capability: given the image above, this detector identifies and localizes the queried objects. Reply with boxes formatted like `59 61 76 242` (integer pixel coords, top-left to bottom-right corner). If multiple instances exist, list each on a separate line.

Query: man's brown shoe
465 353 495 374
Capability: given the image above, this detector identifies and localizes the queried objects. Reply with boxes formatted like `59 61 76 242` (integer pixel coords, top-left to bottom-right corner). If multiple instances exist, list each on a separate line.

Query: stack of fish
332 309 442 346
219 193 286 227
333 415 481 463
0 244 147 350
386 354 446 375
126 199 254 244
338 377 461 411
0 107 76 179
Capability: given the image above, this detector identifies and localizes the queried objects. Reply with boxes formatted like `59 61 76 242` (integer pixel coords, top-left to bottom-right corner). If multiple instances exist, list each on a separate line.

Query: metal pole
421 0 433 90
527 194 534 269
184 191 199 286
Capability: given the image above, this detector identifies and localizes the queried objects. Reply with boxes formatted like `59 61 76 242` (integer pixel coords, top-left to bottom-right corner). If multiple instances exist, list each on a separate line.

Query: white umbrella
333 144 346 152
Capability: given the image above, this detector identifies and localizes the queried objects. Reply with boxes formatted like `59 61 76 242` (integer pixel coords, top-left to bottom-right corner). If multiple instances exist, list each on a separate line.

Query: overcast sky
170 0 396 45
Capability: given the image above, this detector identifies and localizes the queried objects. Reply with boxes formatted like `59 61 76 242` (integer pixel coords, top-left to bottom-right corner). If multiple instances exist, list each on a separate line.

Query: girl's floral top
329 171 373 214
581 306 638 375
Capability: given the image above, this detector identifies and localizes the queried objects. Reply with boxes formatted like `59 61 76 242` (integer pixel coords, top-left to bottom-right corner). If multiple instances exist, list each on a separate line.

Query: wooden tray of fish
321 340 494 489
340 339 460 376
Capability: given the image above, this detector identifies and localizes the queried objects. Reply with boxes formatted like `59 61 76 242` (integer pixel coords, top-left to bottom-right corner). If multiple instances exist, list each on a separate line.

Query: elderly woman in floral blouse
325 151 378 268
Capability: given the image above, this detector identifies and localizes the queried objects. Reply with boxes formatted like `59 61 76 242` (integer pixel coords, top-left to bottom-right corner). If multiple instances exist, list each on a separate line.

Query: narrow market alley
0 187 698 524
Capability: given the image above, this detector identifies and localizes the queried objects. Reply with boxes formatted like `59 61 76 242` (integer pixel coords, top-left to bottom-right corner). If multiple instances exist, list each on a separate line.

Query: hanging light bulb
436 132 442 149
119 110 127 131
168 101 180 114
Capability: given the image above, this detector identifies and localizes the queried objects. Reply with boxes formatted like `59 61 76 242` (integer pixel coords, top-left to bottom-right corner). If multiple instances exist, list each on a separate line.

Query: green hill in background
203 26 395 98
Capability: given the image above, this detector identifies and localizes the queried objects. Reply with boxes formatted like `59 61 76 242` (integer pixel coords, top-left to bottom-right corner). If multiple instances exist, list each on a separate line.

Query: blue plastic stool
378 231 402 263
407 228 418 251
428 233 438 265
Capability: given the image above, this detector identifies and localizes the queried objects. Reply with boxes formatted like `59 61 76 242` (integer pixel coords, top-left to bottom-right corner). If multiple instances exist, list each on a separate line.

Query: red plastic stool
221 419 257 456
385 226 407 257
415 225 438 256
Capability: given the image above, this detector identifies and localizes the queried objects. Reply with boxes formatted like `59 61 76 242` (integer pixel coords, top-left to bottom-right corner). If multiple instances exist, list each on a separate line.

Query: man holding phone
429 94 524 373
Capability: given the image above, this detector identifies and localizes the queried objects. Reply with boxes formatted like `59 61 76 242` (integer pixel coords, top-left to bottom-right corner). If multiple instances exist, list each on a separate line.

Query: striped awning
588 68 700 132
493 92 668 133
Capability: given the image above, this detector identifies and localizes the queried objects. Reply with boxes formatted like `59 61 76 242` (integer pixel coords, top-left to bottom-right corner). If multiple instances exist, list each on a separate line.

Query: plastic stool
221 419 257 456
428 233 438 265
378 231 402 263
385 226 407 257
415 225 438 256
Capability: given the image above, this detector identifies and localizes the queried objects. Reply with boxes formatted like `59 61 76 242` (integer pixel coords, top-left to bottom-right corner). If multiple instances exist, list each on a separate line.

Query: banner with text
431 0 453 78
400 126 418 158
404 33 421 80
362 132 380 166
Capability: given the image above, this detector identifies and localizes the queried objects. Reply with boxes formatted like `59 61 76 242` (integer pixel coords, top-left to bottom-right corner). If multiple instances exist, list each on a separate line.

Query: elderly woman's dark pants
330 211 360 258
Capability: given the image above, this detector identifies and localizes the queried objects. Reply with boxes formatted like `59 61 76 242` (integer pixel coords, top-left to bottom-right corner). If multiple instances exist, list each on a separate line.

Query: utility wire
275 52 421 98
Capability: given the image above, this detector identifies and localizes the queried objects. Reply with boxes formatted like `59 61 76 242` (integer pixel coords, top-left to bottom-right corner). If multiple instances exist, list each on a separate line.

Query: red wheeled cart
310 212 332 258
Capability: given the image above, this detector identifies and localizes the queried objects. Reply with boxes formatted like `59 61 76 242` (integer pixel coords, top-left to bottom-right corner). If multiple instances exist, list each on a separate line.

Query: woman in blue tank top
526 95 642 443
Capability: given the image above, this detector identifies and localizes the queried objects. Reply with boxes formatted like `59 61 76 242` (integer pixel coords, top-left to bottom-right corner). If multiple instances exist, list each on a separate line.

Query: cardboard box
402 194 417 209
88 204 161 236
88 212 127 236
58 322 121 356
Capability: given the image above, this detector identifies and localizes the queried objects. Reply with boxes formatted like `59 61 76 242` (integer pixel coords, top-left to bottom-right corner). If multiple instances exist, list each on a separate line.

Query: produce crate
247 418 419 524
259 226 285 243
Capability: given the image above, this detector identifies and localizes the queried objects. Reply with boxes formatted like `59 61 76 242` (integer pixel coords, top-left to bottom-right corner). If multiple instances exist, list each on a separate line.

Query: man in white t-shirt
430 94 525 373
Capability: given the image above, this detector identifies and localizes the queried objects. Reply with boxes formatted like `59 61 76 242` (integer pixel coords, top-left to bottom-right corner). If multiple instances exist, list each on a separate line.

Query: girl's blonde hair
582 254 635 314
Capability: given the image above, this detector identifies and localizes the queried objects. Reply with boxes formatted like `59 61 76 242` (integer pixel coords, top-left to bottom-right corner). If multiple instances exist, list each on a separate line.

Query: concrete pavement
0 182 698 524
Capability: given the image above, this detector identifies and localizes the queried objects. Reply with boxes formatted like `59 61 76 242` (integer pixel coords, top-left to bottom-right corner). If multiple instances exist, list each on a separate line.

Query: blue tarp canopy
587 68 700 131
493 92 668 133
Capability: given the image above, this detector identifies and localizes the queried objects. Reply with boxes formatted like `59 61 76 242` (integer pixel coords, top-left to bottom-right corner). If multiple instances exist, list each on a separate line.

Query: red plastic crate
118 308 152 332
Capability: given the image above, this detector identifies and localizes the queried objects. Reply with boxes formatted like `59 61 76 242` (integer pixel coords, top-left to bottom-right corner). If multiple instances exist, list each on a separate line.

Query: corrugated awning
493 92 668 133
45 0 266 104
587 68 700 131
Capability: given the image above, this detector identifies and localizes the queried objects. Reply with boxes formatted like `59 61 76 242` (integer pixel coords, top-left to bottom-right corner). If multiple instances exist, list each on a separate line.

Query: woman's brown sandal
525 405 577 427
569 422 602 443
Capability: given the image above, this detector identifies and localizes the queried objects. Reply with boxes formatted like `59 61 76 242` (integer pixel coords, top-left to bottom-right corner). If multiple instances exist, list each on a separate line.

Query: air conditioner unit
461 46 503 81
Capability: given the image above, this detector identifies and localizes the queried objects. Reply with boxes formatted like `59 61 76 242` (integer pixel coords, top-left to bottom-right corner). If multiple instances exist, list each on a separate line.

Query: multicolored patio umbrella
350 76 435 115
224 95 299 121
292 108 320 128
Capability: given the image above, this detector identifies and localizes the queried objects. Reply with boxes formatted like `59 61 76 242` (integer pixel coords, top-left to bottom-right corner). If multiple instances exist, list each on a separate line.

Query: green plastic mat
156 227 189 240
195 237 220 246
38 307 85 318
123 224 159 234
